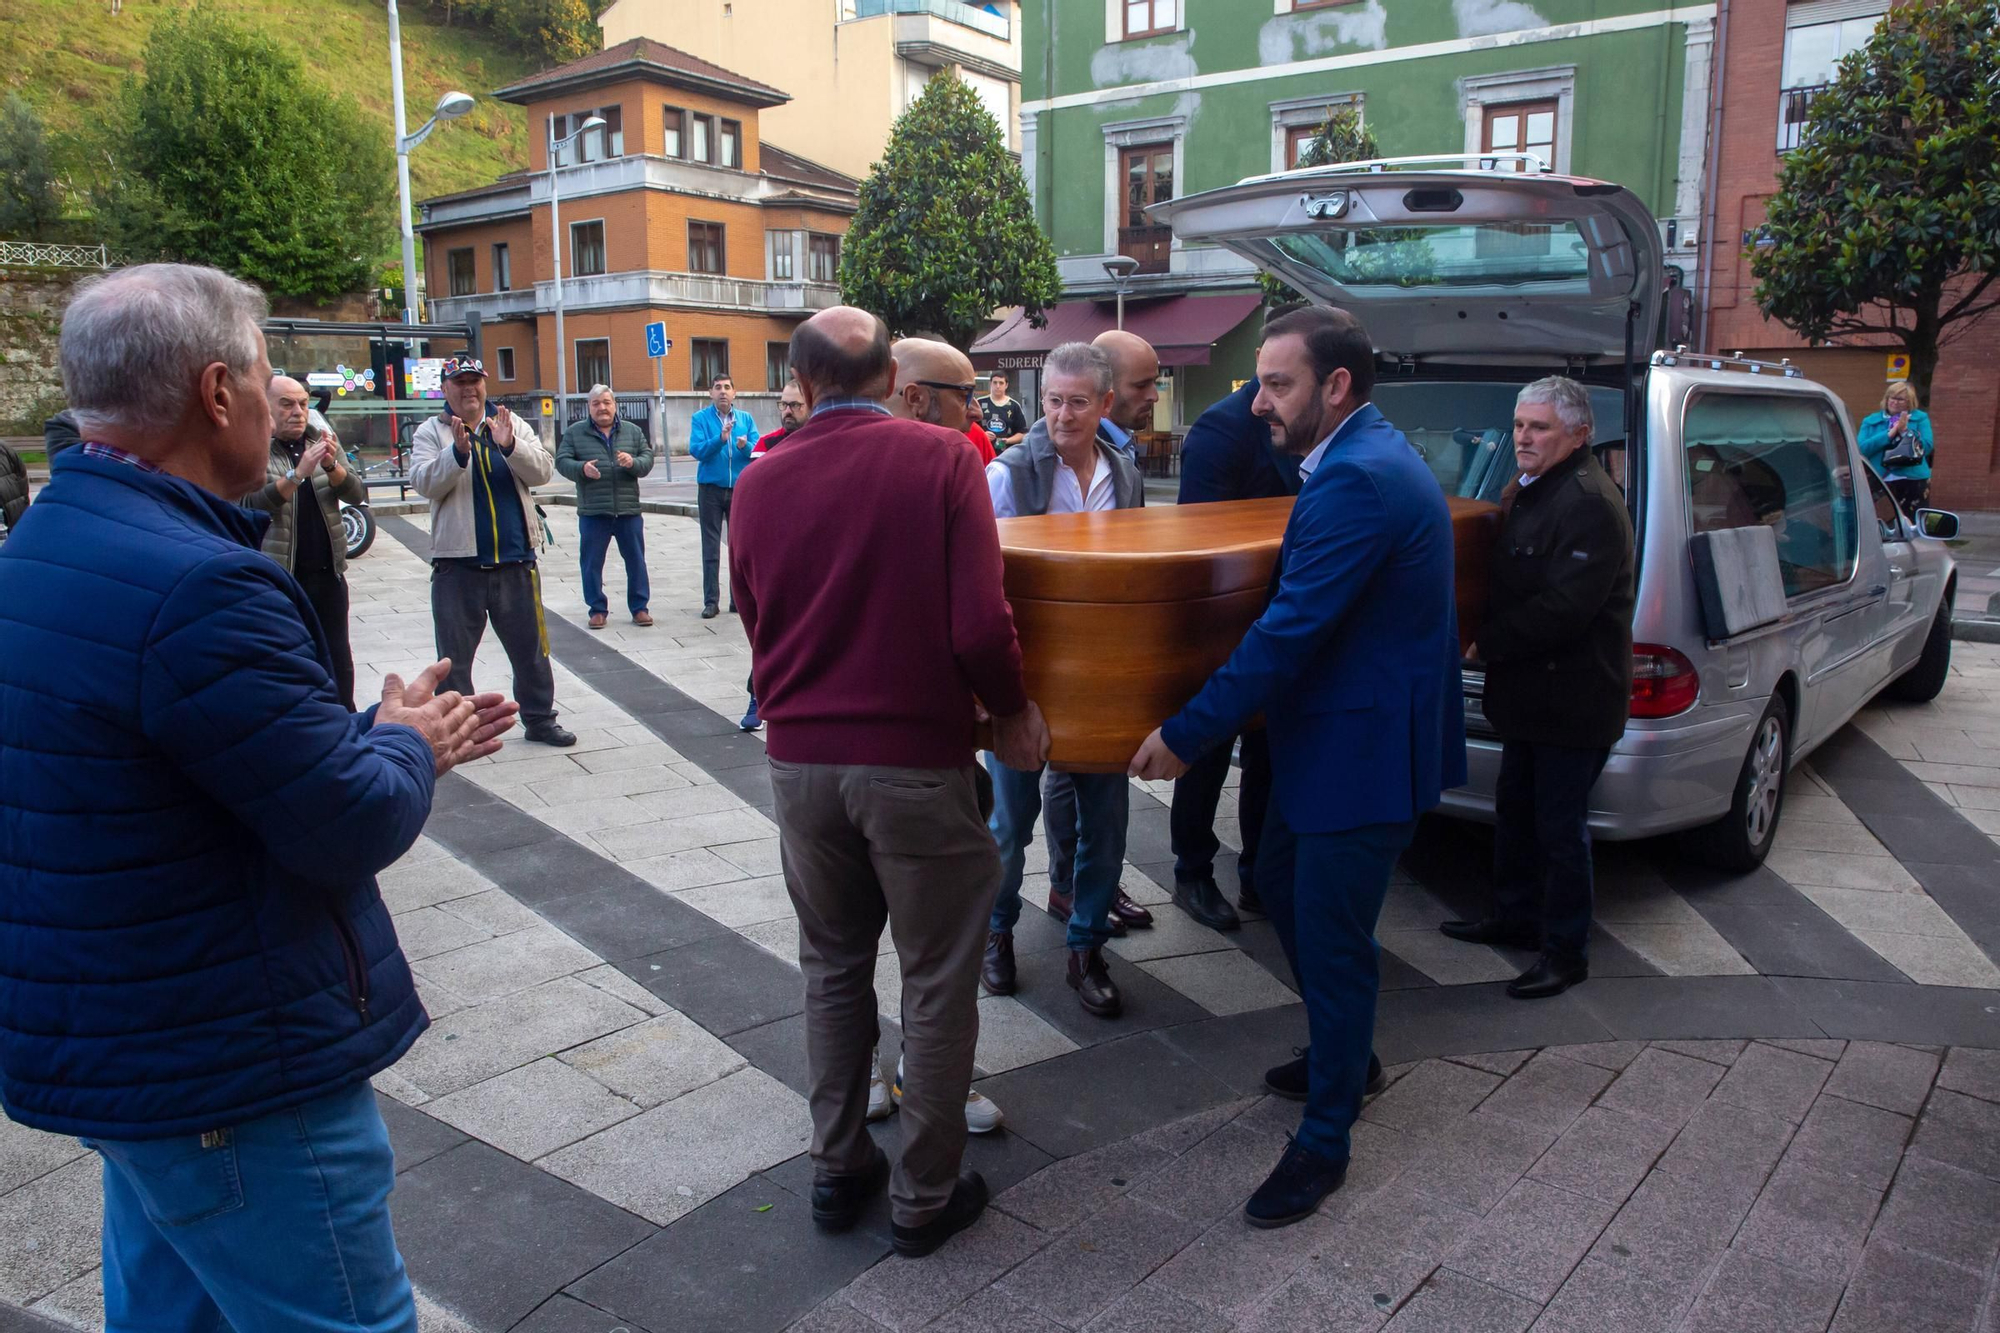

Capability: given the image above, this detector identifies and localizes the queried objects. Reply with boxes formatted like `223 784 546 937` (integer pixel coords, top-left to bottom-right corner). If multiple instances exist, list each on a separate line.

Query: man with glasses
980 342 1146 1019
887 339 990 464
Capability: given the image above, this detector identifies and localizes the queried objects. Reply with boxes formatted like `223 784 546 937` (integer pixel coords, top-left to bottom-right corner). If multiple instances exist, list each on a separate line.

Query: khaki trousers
768 759 998 1227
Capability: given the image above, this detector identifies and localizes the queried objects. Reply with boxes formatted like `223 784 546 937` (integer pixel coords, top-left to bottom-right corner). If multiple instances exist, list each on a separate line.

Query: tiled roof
494 37 789 107
759 143 860 195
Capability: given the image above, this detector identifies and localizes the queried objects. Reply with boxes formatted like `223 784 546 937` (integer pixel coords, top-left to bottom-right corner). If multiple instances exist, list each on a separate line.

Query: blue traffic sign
644 322 670 359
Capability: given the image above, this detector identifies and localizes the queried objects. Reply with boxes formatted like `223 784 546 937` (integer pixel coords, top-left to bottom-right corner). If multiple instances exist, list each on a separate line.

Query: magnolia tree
1751 0 2000 405
840 72 1061 350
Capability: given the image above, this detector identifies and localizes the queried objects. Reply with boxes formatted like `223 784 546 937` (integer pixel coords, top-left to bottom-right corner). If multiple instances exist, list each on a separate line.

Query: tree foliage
840 72 1062 350
1751 0 2000 404
419 0 604 68
96 9 395 300
0 93 63 241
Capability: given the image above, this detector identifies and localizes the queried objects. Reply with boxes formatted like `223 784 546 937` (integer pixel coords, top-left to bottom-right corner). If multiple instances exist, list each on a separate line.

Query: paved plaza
3 506 1999 1333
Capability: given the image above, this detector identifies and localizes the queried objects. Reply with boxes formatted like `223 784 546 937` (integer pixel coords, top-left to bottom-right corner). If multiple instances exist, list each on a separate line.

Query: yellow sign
540 397 555 417
1886 354 1910 382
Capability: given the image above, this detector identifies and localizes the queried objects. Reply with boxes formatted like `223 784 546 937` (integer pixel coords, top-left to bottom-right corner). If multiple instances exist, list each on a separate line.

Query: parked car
1153 158 1959 867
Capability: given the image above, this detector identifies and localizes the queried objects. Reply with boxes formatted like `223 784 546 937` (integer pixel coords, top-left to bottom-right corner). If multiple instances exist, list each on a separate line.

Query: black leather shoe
1174 876 1242 933
1245 1139 1349 1229
1110 889 1154 929
524 722 577 747
1440 917 1539 950
1265 1049 1386 1102
812 1150 889 1232
1237 884 1264 916
1066 947 1122 1018
1507 953 1588 1000
981 931 1016 996
700 605 719 620
891 1171 988 1258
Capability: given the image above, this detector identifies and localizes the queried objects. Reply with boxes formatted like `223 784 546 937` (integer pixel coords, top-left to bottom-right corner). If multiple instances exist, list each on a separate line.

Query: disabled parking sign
645 322 671 359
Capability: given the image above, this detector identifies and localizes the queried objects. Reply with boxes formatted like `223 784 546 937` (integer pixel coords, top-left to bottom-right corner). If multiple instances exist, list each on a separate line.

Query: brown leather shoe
1066 947 1122 1018
1047 885 1124 935
633 610 654 627
981 931 1016 996
1110 889 1154 929
588 612 607 630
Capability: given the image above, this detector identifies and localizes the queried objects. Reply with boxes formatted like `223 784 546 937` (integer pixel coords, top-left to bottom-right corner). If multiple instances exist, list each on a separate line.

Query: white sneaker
895 1055 1005 1134
867 1053 892 1122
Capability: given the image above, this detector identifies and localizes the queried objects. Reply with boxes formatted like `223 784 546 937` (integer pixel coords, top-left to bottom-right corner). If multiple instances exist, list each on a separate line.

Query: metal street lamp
1102 255 1139 331
387 1 474 323
549 114 607 427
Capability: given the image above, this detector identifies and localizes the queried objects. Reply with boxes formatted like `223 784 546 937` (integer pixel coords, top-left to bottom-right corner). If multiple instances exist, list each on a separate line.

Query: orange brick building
417 39 857 402
1698 0 1998 511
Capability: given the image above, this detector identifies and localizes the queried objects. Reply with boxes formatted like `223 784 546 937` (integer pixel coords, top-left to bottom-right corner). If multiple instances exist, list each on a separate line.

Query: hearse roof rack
1652 347 1806 379
1236 152 1552 189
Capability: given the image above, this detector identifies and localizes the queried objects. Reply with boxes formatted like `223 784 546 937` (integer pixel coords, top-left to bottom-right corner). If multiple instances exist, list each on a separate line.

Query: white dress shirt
987 444 1118 518
1295 408 1371 481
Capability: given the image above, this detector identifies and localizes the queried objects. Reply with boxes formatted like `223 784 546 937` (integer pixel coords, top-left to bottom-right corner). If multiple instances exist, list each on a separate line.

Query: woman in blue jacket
1857 381 1935 514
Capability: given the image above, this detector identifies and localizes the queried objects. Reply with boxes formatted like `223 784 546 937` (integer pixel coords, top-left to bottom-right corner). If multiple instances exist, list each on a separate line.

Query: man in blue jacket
1132 305 1466 1229
1166 367 1303 933
0 264 517 1331
688 372 759 618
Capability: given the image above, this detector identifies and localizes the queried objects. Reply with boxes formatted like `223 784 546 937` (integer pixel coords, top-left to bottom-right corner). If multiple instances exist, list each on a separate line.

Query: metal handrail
0 239 126 270
1234 152 1551 189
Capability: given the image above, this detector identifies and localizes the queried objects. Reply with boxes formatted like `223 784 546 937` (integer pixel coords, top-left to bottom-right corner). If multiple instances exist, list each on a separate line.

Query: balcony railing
1777 83 1829 152
852 0 1010 41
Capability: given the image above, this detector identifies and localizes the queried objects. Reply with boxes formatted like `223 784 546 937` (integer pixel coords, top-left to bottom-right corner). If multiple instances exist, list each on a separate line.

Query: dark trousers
430 560 557 725
1886 475 1930 515
578 513 650 616
297 567 355 712
1169 729 1272 892
1259 807 1415 1162
1042 769 1077 891
697 483 734 612
1492 740 1610 962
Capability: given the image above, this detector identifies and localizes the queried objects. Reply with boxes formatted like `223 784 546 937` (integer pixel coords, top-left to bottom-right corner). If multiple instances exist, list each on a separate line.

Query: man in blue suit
1133 305 1467 1229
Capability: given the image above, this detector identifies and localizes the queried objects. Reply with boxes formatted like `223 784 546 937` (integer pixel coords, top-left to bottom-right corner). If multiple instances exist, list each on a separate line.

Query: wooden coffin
993 496 1500 773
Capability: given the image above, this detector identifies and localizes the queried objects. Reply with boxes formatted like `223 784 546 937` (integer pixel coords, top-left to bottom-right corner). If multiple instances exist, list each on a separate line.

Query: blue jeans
986 756 1128 950
1259 809 1416 1163
578 513 650 616
1493 740 1609 963
86 1080 416 1333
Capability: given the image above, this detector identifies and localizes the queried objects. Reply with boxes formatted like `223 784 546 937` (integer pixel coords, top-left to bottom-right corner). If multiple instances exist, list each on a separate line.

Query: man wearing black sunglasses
888 339 992 463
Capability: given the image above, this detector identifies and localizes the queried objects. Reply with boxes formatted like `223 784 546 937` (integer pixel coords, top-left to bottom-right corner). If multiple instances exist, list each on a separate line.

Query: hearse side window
1682 392 1857 599
1370 381 1625 505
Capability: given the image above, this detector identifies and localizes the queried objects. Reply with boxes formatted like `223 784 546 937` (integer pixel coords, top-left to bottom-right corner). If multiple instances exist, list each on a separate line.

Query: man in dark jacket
242 375 369 709
1441 376 1635 999
555 384 655 629
0 263 517 1330
1165 373 1303 932
0 441 27 539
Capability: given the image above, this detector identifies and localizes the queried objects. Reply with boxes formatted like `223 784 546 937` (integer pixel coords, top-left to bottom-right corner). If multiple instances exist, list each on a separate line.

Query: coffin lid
996 500 1293 604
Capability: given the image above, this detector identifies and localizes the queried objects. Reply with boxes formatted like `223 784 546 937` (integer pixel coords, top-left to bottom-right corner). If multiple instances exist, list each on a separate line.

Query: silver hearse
1152 159 1960 868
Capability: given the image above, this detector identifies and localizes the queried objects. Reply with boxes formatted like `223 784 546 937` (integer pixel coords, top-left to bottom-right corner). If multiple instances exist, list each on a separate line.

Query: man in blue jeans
555 384 655 630
979 342 1146 1018
1133 306 1464 1228
687 373 758 618
0 263 518 1330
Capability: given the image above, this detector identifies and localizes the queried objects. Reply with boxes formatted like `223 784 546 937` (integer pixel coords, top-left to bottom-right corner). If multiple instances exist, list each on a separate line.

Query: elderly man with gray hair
980 340 1145 1019
555 383 655 630
1441 375 1634 999
0 263 518 1329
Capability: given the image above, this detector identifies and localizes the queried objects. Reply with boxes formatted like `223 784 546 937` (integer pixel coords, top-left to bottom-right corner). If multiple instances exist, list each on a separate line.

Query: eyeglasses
916 380 977 407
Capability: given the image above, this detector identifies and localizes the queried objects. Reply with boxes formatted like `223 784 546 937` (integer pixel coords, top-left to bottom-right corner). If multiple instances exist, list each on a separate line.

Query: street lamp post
548 115 607 428
1102 255 1139 331
387 0 474 323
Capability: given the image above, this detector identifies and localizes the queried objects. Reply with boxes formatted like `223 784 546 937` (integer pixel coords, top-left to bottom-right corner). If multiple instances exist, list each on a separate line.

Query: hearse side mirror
1913 508 1960 541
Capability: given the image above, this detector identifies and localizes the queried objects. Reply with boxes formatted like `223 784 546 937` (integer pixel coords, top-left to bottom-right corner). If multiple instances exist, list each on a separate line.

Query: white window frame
495 346 517 381
1269 91 1364 175
1101 114 1186 260
1459 67 1576 175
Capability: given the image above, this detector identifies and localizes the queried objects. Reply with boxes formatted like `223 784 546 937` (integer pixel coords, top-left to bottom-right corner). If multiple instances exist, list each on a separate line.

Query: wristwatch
284 467 301 484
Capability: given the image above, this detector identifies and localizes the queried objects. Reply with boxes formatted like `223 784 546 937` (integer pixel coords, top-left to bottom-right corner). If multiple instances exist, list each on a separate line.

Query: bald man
240 374 368 708
1091 329 1161 462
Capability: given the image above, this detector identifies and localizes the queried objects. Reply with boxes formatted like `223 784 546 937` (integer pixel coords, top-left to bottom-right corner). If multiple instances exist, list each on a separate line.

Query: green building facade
1015 0 1716 416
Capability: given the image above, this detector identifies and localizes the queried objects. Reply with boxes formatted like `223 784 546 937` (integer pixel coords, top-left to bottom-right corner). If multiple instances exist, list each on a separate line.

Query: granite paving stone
1234 1271 1396 1333
1909 1087 2000 1179
1081 1284 1234 1332
1766 1037 1850 1059
1935 1046 2000 1104
1530 1256 1696 1333
1442 1179 1615 1304
558 1011 747 1108
375 1094 470 1174
1780 1092 1914 1191
1359 1058 1502 1136
536 877 730 962
1649 1039 1747 1066
973 1032 1240 1160
509 1293 659 1333
993 1196 1211 1330
422 1058 640 1161
1867 1153 2000 1272
1378 1270 1539 1333
626 930 807 1039
922 1288 1070 1333
1822 1040 1942 1116
1652 1099 1797 1200
1445 1050 1534 1077
1393 1111 1557 1216
0 1119 84 1199
1471 1051 1613 1133
1126 1121 1301 1223
1677 1249 1843 1333
436 888 547 937
1826 1241 1986 1333
1145 1209 1343 1318
1545 1040 1648 1071
540 1068 814 1224
1588 1169 1750 1293
1732 1158 1885 1279
1526 1106 1677 1204
394 975 649 1098
989 1135 1177 1234
412 922 604 1003
1594 1047 1727 1128
1706 1039 1834 1123
0 1158 101 1305
837 1210 1044 1332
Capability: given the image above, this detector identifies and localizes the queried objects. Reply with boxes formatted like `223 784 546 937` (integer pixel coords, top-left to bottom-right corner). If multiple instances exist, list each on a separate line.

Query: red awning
970 293 1264 372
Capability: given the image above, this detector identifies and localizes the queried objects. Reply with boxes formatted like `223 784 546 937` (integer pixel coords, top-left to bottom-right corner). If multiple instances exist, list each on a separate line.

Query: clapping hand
583 460 602 480
296 439 333 477
489 409 515 450
375 659 520 774
615 451 634 469
448 415 473 458
1129 727 1189 781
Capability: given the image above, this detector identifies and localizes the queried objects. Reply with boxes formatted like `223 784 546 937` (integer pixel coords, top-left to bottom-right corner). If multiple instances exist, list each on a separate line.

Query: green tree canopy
840 72 1061 350
419 0 602 67
1751 0 2000 404
97 9 395 300
0 93 62 241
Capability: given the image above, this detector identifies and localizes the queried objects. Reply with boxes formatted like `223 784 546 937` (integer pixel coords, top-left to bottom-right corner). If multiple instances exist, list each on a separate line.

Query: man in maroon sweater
730 306 1049 1258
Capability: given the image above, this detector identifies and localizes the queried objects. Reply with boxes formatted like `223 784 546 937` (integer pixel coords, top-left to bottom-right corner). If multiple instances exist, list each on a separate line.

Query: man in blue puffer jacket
0 264 518 1332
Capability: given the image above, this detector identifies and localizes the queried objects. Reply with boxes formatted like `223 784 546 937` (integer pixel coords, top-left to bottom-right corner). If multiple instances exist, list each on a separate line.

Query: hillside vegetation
0 0 538 206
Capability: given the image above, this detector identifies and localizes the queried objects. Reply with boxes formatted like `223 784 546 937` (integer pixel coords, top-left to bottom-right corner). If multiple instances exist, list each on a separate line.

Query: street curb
1953 618 2000 644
